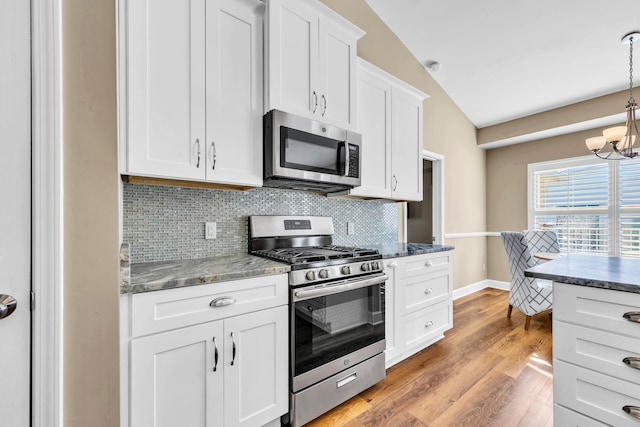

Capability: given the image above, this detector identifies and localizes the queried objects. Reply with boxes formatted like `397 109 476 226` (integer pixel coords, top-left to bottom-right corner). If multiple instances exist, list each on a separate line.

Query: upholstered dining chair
501 231 553 330
523 229 560 265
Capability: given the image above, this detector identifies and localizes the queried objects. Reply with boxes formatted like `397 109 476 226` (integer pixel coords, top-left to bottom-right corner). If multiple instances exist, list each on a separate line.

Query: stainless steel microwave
263 109 361 193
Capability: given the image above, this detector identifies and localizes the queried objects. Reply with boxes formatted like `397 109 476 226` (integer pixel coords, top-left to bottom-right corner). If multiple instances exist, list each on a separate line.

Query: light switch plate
347 222 355 235
205 222 217 239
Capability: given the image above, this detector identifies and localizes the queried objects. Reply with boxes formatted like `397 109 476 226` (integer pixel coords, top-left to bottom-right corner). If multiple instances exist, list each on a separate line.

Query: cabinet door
127 0 206 180
131 321 224 427
317 17 356 129
206 0 263 186
224 306 288 427
350 63 392 198
266 0 318 118
391 87 423 201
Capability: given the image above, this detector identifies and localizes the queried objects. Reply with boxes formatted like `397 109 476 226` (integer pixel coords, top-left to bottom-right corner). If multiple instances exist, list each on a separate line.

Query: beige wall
486 125 616 282
322 0 487 290
62 0 120 425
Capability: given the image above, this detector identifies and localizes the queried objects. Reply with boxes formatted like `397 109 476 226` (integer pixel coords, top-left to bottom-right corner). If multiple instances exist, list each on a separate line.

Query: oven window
281 127 345 175
293 284 385 377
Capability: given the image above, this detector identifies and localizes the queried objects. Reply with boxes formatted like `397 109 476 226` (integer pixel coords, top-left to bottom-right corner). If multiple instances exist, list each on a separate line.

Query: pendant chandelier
586 31 640 160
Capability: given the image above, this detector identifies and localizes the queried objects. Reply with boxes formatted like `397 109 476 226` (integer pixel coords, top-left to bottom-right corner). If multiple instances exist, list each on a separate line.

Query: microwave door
280 127 343 178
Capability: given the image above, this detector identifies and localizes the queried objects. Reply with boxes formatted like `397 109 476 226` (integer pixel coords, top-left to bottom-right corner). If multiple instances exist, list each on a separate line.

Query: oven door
291 273 387 392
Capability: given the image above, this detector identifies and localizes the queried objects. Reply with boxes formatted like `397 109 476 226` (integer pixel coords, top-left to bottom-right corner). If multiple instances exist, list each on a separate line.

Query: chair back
501 231 538 305
523 229 559 254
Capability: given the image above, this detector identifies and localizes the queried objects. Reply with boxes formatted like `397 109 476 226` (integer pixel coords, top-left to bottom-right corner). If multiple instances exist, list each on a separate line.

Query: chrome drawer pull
424 288 433 295
425 320 434 328
210 296 236 308
425 260 433 267
623 405 640 419
336 373 357 388
623 312 640 323
623 357 640 370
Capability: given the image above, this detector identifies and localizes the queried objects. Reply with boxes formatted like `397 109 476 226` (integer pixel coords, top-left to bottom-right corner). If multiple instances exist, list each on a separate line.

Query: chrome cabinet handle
425 321 434 328
212 337 219 372
388 261 397 268
211 141 217 171
623 357 640 370
623 312 640 323
209 296 236 308
0 294 17 319
230 332 236 366
623 405 640 419
424 288 433 295
321 94 327 116
195 138 201 168
312 91 318 114
425 260 433 267
393 175 398 191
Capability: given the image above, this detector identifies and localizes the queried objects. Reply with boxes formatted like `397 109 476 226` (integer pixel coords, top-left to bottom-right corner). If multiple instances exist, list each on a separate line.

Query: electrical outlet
347 222 355 235
205 222 217 240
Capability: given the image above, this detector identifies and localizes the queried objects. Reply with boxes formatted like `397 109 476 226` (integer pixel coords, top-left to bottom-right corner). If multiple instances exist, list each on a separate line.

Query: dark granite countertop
525 253 640 294
364 242 455 259
121 252 290 294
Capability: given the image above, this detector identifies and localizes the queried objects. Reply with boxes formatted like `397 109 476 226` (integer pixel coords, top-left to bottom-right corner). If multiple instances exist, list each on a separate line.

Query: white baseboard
453 279 510 300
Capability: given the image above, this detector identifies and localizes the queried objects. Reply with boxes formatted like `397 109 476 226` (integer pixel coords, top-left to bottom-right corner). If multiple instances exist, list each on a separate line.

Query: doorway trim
401 149 445 244
32 0 63 425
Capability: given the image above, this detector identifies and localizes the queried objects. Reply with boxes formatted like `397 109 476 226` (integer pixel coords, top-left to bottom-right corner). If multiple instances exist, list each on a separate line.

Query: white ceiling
365 0 640 128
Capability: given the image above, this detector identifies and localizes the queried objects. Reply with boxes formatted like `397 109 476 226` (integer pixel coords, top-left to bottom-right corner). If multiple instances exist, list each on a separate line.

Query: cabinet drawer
400 269 451 315
554 282 640 338
554 359 640 426
554 321 640 384
401 301 451 350
400 252 451 279
554 404 607 427
131 274 288 337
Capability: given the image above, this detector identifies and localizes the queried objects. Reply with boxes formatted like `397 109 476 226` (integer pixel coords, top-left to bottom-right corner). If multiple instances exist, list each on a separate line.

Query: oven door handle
294 274 388 301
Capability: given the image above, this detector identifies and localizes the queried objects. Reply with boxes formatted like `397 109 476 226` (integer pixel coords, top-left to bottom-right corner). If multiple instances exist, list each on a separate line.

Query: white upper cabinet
266 0 364 130
349 59 427 201
122 0 263 187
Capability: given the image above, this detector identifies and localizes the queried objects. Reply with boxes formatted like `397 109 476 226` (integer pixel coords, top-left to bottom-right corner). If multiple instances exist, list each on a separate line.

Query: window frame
527 155 640 258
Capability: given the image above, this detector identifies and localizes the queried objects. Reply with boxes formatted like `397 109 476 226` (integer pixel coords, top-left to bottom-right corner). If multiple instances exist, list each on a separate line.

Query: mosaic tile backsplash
123 183 398 263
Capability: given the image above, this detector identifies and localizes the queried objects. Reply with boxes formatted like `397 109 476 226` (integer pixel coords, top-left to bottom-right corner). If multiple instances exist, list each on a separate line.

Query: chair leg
507 304 513 318
524 315 532 330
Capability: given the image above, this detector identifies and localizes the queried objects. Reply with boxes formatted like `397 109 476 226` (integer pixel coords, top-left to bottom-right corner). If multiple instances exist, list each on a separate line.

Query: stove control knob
370 261 378 270
341 265 351 275
318 269 329 279
306 271 316 281
360 263 371 272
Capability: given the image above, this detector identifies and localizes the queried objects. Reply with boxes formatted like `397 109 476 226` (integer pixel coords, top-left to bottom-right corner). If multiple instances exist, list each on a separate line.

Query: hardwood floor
304 288 553 427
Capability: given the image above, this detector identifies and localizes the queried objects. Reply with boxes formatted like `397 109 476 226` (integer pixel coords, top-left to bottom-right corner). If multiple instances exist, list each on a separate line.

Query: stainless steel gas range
249 215 387 427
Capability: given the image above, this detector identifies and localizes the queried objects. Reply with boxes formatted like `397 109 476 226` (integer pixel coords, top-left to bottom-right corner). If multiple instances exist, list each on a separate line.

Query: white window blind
528 156 640 258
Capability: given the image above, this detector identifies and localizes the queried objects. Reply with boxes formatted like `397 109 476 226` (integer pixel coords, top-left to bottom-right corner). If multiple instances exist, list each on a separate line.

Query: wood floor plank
301 289 554 427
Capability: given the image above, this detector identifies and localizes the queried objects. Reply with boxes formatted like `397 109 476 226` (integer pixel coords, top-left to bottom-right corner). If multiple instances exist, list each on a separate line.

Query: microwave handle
342 141 349 177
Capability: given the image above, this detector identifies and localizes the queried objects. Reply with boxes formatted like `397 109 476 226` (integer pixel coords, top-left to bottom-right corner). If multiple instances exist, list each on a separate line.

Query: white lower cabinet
553 282 640 426
384 251 453 368
126 275 289 427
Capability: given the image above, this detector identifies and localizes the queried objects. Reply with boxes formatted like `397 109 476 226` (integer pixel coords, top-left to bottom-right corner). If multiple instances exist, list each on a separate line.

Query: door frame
32 0 63 425
400 149 445 244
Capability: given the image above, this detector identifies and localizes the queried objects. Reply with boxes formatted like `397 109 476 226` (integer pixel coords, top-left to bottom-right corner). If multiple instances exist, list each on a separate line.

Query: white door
0 0 32 426
224 306 288 427
391 87 423 201
205 0 263 186
130 321 224 427
126 0 207 180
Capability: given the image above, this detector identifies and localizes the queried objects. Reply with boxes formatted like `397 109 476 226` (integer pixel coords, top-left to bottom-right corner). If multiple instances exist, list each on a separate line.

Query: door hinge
30 290 35 311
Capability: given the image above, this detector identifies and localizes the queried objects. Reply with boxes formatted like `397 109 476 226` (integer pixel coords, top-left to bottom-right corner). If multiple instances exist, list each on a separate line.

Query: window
528 156 640 258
